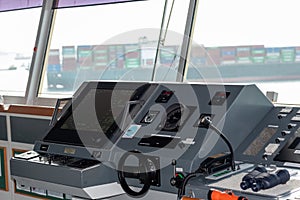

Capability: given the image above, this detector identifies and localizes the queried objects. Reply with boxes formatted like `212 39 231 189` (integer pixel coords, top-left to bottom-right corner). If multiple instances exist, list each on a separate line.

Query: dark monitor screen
60 88 133 132
43 82 151 148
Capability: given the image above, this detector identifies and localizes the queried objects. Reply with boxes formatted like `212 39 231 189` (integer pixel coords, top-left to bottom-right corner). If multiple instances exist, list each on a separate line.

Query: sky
195 0 300 47
0 8 40 54
1 0 300 54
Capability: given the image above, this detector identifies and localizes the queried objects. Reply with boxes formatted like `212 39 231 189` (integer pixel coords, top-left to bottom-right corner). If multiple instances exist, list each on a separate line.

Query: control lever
170 159 185 188
172 159 177 178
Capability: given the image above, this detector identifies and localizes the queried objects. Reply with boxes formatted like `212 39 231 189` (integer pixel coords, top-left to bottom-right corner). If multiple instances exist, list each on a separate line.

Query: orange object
208 189 248 200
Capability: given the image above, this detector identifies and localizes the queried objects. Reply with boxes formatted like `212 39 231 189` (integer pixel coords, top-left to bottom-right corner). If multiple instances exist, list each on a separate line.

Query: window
187 0 300 104
0 8 41 96
39 0 190 97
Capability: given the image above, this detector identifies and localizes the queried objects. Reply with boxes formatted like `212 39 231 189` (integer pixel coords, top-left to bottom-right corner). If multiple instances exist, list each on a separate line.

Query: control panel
10 81 300 200
236 106 300 165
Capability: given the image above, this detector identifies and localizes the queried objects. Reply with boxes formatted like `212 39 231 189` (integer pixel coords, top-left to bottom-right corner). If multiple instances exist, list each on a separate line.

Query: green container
94 55 108 60
252 49 265 55
266 57 280 63
281 49 294 54
62 47 75 56
237 57 251 63
94 49 107 54
281 55 295 62
95 61 107 65
78 50 92 58
125 59 140 68
252 56 265 63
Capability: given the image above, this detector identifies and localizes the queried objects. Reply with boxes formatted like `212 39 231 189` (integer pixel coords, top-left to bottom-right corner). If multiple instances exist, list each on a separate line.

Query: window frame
0 0 200 107
0 0 56 106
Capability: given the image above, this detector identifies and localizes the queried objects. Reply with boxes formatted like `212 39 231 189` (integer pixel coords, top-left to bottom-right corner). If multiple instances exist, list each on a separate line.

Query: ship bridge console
10 81 300 200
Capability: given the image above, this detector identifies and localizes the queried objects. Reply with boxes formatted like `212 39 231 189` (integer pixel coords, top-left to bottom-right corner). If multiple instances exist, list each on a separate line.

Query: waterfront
0 67 299 105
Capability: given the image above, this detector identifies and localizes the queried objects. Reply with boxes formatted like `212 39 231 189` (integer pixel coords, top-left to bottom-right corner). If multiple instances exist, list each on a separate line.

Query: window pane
0 8 41 96
0 0 42 12
187 0 300 104
40 0 189 97
53 0 146 8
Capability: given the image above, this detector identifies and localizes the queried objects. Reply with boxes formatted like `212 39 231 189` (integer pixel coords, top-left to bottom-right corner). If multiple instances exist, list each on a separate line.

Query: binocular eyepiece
240 166 267 190
240 166 290 192
251 169 290 192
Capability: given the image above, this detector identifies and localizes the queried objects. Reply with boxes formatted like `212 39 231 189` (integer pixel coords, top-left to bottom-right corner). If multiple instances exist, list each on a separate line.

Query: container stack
281 47 295 63
251 45 265 64
93 45 108 70
265 47 281 63
221 46 236 65
124 44 141 68
206 47 221 66
236 46 252 64
77 45 93 70
47 49 61 72
62 46 77 71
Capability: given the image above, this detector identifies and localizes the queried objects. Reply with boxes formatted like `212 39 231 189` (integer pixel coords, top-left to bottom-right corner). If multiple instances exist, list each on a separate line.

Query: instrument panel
10 81 300 200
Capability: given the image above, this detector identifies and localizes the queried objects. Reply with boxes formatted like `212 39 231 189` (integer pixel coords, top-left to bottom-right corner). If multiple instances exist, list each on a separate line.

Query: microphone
176 116 237 199
200 116 236 171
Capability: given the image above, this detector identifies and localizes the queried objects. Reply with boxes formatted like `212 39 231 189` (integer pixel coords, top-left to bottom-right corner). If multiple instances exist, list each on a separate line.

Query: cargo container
206 47 221 66
281 47 295 63
236 46 251 57
251 56 265 64
93 45 109 70
251 45 265 64
295 47 300 62
140 47 156 67
47 49 61 72
190 45 207 66
159 45 178 65
265 47 281 63
77 45 93 70
251 45 265 55
220 46 236 65
47 49 62 90
236 46 252 64
108 46 117 68
221 46 236 57
108 45 125 68
60 46 77 89
236 57 252 64
124 44 141 68
62 46 77 71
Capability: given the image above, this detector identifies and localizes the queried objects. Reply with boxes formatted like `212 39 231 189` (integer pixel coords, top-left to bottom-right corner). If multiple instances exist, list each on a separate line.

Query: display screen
60 88 134 133
43 82 150 148
288 137 300 150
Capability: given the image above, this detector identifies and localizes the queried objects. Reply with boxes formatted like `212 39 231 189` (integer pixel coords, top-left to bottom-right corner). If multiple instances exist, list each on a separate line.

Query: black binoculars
240 166 290 192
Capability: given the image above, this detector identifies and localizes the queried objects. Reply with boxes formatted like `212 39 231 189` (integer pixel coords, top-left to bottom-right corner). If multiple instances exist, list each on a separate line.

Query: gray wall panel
11 117 50 144
0 116 7 141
